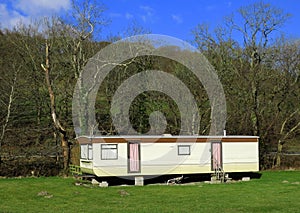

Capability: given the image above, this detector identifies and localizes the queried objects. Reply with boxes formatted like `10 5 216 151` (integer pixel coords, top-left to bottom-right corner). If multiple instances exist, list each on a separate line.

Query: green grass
0 171 299 213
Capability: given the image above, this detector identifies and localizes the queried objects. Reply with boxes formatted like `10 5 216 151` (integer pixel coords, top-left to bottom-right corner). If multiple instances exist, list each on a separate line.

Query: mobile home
78 135 259 178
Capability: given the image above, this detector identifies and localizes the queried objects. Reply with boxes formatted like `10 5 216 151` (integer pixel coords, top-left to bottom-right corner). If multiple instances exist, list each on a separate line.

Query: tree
39 0 108 174
269 39 300 167
0 64 19 163
192 2 292 168
0 29 43 164
225 2 291 137
41 38 71 174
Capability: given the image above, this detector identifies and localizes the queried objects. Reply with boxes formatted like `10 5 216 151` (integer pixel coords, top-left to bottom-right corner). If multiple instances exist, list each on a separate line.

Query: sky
1 0 300 42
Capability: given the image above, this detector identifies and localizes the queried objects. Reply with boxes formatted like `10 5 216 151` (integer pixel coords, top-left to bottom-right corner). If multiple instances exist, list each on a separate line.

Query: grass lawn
0 171 299 213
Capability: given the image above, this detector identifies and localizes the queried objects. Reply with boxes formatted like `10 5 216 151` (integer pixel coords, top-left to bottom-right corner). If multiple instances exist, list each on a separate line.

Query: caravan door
211 142 222 171
128 141 141 173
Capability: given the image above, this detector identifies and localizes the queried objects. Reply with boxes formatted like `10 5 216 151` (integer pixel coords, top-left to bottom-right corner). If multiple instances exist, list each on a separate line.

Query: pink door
128 142 141 173
211 142 222 170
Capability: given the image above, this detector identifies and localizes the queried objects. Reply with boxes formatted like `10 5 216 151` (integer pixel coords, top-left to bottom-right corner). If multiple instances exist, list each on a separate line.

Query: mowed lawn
0 171 299 213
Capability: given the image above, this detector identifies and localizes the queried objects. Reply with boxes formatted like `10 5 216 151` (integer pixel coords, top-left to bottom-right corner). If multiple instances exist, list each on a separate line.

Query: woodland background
0 1 299 176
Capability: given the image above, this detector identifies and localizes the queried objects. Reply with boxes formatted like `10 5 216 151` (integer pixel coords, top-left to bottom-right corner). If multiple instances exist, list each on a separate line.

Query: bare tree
270 39 300 167
0 65 19 163
225 2 291 137
39 0 108 174
192 2 293 169
41 39 71 174
66 0 108 78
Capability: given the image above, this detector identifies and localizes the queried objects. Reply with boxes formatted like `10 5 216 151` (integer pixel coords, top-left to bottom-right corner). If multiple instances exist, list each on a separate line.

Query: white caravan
78 135 259 177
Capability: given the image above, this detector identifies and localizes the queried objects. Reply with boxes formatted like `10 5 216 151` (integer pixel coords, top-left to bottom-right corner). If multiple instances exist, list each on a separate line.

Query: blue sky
1 0 300 42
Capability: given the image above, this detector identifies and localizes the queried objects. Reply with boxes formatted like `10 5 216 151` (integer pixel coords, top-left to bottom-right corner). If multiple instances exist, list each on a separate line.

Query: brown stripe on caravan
221 138 258 142
141 138 210 143
90 137 209 143
93 137 127 143
77 137 92 144
77 136 258 144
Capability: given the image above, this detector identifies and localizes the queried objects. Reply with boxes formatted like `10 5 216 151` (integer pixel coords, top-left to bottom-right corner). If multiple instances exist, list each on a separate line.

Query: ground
0 170 299 212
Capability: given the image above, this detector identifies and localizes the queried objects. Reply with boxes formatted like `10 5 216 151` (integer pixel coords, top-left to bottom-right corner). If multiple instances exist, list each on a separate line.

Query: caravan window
178 145 191 155
88 144 93 160
80 144 93 160
80 144 87 159
101 144 118 160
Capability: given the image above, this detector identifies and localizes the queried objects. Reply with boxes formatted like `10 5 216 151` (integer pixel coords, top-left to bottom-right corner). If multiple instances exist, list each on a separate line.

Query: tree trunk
60 133 70 175
41 40 70 176
275 139 283 168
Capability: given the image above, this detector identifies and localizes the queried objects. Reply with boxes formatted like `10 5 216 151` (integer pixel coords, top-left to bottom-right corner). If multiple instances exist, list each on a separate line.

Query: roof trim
77 135 259 144
77 135 259 139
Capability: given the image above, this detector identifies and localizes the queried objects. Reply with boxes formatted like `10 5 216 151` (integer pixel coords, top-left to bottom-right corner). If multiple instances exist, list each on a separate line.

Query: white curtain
212 143 221 169
129 143 140 172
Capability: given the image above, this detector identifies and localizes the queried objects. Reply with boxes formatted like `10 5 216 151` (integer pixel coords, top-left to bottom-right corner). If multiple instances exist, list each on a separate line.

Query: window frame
88 144 93 160
178 145 191 156
101 144 118 160
80 144 88 159
80 144 93 160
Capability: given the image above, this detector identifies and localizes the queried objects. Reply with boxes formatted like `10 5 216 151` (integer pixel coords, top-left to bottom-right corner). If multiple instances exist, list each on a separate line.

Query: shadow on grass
227 172 262 180
87 172 262 186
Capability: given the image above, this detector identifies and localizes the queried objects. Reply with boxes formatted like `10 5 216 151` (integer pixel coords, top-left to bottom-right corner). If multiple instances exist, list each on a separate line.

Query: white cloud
140 5 154 15
0 0 71 29
125 12 133 19
0 3 29 29
109 12 122 18
141 15 146 22
15 0 70 16
226 1 232 8
139 5 155 23
205 5 216 11
171 14 183 24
